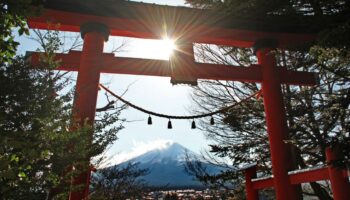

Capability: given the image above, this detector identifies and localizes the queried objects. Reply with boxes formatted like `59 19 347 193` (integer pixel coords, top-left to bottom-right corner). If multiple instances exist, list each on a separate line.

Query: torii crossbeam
27 0 325 200
28 50 316 86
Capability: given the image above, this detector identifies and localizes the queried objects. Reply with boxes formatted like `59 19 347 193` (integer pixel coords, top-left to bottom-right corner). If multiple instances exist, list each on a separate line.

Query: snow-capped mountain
126 142 190 164
110 142 222 188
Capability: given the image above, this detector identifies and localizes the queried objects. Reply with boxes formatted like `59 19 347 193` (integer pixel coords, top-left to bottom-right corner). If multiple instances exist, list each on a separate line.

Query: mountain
110 142 222 188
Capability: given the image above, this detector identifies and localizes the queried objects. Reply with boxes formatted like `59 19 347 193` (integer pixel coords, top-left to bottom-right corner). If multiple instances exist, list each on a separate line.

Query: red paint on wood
28 51 317 86
68 31 105 200
326 147 350 200
252 166 349 189
245 166 259 200
28 9 315 48
252 177 274 189
290 167 329 184
258 48 299 200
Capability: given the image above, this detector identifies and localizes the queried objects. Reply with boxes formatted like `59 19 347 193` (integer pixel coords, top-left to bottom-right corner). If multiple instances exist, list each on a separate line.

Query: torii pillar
69 23 109 200
255 40 302 200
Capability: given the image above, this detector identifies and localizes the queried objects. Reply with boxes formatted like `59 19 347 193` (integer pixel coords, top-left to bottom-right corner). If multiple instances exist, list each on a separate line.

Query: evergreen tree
0 2 126 198
0 0 44 63
0 29 124 200
185 0 350 49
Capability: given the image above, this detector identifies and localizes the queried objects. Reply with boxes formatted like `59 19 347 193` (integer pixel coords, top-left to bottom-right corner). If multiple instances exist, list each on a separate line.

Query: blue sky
100 0 210 165
18 0 212 165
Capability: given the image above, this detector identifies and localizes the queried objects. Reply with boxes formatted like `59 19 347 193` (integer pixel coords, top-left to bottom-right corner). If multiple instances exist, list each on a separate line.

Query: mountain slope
111 142 221 188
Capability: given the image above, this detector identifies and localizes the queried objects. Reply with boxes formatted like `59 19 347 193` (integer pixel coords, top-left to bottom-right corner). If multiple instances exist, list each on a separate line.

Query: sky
18 0 212 166
99 0 210 165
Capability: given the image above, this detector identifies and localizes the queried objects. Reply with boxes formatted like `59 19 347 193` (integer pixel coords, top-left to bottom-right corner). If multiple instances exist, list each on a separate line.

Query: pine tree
0 30 124 200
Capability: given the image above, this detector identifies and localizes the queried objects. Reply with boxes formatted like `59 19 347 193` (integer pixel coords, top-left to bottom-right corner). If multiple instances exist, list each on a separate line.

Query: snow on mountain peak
100 140 194 168
112 142 221 188
126 142 192 164
154 140 174 150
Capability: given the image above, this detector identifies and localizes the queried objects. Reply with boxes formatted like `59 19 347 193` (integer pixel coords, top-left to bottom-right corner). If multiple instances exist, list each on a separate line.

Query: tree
186 0 350 49
164 192 179 200
0 2 128 198
0 1 128 197
0 28 125 199
89 163 149 200
0 0 44 63
184 1 350 198
187 45 349 198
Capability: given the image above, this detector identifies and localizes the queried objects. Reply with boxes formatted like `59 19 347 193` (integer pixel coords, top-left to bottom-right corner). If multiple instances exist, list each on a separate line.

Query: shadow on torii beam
27 50 318 86
28 0 317 48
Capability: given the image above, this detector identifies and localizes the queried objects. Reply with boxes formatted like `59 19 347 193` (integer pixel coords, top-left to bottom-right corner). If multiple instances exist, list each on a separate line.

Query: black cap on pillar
80 22 110 41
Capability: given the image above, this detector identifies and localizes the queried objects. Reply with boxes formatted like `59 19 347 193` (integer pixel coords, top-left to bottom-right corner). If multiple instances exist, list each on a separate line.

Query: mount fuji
109 142 222 188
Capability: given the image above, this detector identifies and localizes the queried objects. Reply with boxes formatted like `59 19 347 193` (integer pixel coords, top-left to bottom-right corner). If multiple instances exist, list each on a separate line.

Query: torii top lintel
28 0 316 48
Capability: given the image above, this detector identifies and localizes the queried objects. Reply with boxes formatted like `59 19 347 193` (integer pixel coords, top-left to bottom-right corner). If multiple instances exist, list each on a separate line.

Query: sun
111 37 176 60
161 37 176 58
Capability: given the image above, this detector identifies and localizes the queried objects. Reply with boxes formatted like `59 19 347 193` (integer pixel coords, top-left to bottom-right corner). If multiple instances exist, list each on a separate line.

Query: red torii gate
244 147 350 200
26 0 348 199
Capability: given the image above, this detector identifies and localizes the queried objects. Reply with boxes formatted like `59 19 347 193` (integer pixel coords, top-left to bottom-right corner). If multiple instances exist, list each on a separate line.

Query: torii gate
26 0 338 199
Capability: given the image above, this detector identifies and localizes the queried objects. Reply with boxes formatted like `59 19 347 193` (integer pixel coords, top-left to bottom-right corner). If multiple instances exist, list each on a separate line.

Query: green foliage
0 55 72 199
186 0 350 49
0 29 124 198
186 0 350 17
0 0 125 194
0 0 44 63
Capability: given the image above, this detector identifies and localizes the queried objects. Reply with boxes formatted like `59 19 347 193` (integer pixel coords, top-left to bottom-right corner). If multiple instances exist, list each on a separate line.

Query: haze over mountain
110 142 222 188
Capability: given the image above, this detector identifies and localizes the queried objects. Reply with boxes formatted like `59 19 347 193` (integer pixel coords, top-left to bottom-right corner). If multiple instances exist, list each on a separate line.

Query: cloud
99 139 174 167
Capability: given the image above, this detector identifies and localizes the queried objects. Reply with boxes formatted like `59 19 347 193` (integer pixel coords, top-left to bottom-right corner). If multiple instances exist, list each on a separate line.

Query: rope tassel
148 115 152 125
191 120 196 129
168 119 172 129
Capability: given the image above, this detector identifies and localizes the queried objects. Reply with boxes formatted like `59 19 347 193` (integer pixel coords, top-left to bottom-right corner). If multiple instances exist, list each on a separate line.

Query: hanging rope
99 84 262 120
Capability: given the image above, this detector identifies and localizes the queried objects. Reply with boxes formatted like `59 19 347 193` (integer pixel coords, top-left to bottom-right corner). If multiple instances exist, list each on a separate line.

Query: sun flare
162 37 176 58
111 37 176 60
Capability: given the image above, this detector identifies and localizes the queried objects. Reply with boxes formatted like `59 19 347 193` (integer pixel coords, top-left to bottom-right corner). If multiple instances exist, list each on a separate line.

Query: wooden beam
28 0 316 48
28 51 317 86
252 167 349 189
252 176 274 189
289 167 329 184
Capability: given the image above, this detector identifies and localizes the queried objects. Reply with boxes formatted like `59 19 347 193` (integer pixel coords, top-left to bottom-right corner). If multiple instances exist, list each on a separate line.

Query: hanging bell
210 116 215 125
191 120 196 129
168 119 172 129
147 115 152 125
